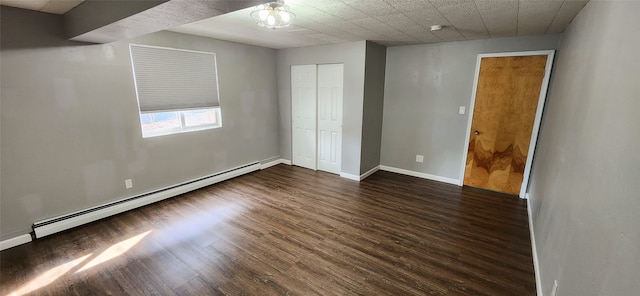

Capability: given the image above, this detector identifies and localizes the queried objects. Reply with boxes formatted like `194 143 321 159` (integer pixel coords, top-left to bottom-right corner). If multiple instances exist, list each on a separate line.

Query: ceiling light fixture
250 0 296 30
430 25 443 32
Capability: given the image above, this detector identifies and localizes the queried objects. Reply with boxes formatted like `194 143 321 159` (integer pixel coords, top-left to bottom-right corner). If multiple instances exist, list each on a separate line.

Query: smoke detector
430 25 442 31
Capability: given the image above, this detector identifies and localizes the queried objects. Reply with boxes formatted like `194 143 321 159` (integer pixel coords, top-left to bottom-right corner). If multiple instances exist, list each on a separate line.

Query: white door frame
458 50 555 198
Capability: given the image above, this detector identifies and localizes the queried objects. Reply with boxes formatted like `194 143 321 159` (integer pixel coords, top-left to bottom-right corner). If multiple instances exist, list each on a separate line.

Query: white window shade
130 44 220 113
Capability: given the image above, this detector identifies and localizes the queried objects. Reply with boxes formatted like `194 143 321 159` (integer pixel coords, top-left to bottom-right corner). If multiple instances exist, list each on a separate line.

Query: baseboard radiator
32 162 261 239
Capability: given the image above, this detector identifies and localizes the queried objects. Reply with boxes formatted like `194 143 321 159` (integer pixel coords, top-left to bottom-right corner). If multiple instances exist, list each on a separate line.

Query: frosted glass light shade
250 1 295 29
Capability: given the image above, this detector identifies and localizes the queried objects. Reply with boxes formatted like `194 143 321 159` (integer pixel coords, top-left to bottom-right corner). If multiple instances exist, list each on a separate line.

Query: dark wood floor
1 165 535 295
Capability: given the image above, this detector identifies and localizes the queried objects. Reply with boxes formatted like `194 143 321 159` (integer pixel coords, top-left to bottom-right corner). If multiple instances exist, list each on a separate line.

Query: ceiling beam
64 0 264 43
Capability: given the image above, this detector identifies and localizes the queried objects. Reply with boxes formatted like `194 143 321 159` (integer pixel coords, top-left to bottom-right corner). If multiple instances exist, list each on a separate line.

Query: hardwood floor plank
0 165 535 295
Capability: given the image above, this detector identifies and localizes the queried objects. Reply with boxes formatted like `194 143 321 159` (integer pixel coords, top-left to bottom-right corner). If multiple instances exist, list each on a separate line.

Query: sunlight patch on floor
76 230 151 273
8 254 92 296
9 230 152 296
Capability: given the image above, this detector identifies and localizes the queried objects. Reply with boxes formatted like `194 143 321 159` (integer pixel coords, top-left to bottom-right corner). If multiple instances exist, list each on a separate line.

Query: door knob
474 130 480 135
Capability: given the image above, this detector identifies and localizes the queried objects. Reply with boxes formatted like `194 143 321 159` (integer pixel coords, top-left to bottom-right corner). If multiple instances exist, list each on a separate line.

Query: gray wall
276 41 366 176
381 35 560 181
360 41 386 174
0 7 280 240
529 1 640 295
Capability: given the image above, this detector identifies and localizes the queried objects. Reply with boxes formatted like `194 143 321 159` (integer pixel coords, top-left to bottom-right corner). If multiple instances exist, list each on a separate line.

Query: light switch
459 106 466 115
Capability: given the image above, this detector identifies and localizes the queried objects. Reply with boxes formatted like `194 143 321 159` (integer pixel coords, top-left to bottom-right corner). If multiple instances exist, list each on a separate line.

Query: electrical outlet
125 179 133 189
416 155 424 163
459 106 466 115
551 280 559 296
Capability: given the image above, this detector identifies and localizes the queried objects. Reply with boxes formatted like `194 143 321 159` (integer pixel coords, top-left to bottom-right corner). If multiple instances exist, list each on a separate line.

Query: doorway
291 64 344 174
461 51 555 197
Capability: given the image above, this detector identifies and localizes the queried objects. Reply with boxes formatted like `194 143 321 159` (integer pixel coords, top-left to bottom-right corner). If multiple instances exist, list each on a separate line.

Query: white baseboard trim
527 193 543 296
360 165 380 180
0 234 32 251
260 158 291 170
339 172 360 181
379 165 460 185
340 166 381 181
33 162 261 239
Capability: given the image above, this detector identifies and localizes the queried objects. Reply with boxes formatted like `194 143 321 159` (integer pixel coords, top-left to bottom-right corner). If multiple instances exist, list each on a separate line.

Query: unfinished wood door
463 55 548 195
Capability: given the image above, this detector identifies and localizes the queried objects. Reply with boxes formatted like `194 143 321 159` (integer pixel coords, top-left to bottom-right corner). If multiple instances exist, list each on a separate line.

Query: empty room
1 0 638 295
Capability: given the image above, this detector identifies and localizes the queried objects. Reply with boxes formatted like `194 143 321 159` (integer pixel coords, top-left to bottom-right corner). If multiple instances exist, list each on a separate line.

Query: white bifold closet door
291 64 344 174
316 64 343 174
291 64 317 170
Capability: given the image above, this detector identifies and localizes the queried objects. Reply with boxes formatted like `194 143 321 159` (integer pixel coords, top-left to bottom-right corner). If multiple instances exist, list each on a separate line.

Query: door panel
291 65 317 170
464 55 548 194
317 64 343 174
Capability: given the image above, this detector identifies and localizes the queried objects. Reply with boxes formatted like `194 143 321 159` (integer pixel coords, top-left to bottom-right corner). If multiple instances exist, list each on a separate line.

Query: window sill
142 124 221 138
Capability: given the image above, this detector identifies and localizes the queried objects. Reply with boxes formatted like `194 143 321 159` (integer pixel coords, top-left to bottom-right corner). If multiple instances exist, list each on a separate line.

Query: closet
291 64 344 174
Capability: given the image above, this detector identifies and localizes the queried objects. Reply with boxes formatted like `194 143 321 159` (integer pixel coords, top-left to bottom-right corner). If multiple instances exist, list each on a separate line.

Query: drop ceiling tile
430 27 466 42
475 0 518 36
349 18 405 38
296 20 335 32
300 0 345 9
390 22 426 34
319 3 369 20
377 26 406 37
157 0 591 48
296 6 342 21
547 0 588 33
374 40 396 46
358 33 392 40
385 0 434 13
345 0 398 17
374 14 427 35
403 7 452 28
288 28 319 35
340 26 380 38
518 0 564 35
375 13 414 24
392 32 420 42
333 21 369 32
433 1 489 39
429 0 473 8
408 31 443 43
350 17 386 29
327 30 361 40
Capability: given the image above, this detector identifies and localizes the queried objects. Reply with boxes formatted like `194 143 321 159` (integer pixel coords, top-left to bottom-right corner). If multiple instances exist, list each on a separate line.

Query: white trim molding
379 166 460 185
33 162 261 239
0 234 32 251
360 166 380 180
340 166 381 181
527 193 543 296
458 50 555 199
281 159 292 165
260 158 292 170
339 172 360 181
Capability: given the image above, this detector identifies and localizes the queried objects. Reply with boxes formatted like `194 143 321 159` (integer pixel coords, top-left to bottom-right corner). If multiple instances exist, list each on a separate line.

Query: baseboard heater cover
33 162 260 239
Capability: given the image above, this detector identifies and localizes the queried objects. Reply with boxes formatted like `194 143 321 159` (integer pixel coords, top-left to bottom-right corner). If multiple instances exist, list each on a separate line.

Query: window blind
130 44 220 113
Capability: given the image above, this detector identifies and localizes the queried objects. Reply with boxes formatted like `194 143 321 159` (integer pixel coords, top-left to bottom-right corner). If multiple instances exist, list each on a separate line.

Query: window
129 44 222 137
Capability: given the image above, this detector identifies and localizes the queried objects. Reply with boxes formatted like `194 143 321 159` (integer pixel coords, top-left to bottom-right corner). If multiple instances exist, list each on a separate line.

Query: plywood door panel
292 65 317 170
317 64 343 174
464 55 548 194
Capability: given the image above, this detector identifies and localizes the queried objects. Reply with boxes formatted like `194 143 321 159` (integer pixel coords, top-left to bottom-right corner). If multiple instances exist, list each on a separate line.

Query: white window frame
129 44 222 138
140 107 222 138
